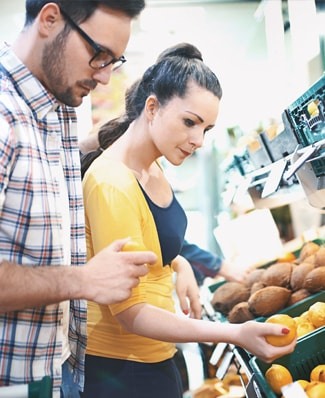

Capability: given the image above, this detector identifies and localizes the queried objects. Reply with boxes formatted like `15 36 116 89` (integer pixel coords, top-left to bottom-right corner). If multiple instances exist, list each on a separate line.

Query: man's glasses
60 8 126 71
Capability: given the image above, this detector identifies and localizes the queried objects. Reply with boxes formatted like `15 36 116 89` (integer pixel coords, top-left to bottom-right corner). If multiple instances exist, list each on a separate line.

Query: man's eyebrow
96 42 115 56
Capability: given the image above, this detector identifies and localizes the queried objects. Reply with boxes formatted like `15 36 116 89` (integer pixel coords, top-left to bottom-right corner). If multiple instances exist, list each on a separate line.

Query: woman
81 43 296 398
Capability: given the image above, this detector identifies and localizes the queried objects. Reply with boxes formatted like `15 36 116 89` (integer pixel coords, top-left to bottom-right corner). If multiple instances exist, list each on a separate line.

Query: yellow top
82 154 177 362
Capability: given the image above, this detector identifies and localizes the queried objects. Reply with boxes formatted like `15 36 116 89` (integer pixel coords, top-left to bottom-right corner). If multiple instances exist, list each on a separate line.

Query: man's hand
80 238 157 304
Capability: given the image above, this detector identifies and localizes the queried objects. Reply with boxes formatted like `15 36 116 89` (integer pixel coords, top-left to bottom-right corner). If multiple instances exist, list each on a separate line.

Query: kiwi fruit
304 267 325 293
261 262 293 288
211 282 250 315
287 289 311 306
227 302 254 323
244 268 266 287
298 241 320 263
290 262 315 291
248 286 291 317
250 281 267 295
314 246 325 267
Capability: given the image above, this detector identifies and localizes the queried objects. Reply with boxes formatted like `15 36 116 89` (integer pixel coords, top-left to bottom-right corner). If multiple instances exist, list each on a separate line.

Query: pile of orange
294 301 325 338
263 301 325 344
265 363 325 397
263 312 325 396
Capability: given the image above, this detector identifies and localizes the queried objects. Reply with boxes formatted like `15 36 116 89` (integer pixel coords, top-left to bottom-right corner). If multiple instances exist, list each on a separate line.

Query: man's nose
92 67 113 86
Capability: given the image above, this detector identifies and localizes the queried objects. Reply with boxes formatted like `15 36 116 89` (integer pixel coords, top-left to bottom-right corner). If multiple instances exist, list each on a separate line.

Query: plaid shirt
0 44 87 397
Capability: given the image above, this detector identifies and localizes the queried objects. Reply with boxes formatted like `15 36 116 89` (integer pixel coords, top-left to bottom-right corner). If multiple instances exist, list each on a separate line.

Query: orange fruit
277 252 296 263
265 364 293 395
265 314 297 346
296 321 315 338
308 302 325 328
297 379 310 390
300 311 311 322
122 241 147 252
310 365 325 382
305 381 325 398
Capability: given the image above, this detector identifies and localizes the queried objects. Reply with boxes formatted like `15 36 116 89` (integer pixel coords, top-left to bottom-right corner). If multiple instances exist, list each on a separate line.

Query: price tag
261 159 287 198
282 382 308 397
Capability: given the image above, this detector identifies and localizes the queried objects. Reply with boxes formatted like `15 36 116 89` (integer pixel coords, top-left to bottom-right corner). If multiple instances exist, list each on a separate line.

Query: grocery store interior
2 0 325 397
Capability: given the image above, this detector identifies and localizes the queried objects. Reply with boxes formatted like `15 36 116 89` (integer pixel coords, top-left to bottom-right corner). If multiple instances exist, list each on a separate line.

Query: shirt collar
0 43 61 119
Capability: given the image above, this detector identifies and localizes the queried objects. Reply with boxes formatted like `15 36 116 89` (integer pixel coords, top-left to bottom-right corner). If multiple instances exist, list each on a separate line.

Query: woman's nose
190 130 205 149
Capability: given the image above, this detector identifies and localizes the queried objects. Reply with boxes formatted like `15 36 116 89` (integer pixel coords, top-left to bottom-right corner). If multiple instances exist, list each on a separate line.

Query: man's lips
79 81 97 94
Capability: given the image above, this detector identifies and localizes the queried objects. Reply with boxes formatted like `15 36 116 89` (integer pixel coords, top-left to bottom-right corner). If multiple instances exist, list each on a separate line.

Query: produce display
211 241 325 323
265 363 325 397
265 364 293 395
250 326 325 398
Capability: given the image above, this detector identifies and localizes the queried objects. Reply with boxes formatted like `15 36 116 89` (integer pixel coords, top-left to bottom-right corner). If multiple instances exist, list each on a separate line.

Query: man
0 1 156 397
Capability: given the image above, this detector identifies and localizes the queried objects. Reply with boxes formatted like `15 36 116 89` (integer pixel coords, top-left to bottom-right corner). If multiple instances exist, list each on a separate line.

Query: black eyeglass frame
60 8 126 70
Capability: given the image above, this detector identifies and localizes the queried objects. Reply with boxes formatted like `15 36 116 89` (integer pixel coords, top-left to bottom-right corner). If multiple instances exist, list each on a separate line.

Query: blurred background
2 0 324 257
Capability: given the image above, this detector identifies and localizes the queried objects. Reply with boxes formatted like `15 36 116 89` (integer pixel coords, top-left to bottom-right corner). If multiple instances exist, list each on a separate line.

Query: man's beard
41 32 76 107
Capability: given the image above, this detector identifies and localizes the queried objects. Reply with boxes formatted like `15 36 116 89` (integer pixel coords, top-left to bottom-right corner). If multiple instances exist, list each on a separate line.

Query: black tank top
139 184 187 266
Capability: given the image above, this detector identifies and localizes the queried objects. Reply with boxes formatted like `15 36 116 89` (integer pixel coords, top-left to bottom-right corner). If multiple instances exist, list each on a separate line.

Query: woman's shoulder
83 155 140 197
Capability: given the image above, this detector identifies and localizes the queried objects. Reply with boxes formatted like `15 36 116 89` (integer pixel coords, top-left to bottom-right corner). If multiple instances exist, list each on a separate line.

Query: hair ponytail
81 115 131 179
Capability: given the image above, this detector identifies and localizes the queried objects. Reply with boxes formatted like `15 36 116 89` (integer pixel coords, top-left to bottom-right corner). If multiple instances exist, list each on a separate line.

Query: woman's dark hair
81 82 139 178
25 0 145 27
81 42 222 178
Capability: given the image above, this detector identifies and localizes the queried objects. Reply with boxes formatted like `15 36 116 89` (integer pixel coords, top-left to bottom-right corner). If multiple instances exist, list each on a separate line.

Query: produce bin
249 327 325 398
246 134 273 169
260 123 299 162
284 74 325 177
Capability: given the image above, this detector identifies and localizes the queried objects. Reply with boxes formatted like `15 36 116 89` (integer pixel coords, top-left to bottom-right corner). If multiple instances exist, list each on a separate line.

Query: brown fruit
299 242 320 262
304 254 317 264
304 267 325 293
290 262 315 291
265 314 297 346
211 282 250 315
248 286 291 317
244 268 266 287
265 364 293 395
287 289 311 306
261 262 293 288
314 247 325 267
250 281 267 295
227 302 254 323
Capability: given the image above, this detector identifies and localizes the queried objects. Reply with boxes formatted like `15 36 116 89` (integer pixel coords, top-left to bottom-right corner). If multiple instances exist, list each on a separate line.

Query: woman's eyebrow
185 111 204 123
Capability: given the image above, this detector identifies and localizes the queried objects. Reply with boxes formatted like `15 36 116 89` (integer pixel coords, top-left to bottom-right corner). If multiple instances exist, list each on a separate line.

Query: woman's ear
145 95 158 120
